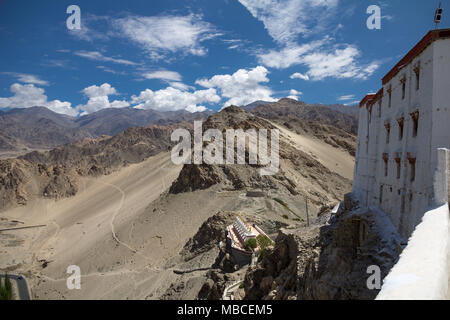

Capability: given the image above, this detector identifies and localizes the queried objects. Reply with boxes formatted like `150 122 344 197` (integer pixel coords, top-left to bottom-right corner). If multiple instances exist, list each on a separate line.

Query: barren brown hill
170 106 353 210
0 106 211 155
0 124 184 211
247 98 358 156
250 98 358 134
0 107 91 153
0 104 357 300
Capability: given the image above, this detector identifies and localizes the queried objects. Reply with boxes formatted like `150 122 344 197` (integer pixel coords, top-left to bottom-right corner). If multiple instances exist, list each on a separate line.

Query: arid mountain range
0 99 372 300
0 99 356 156
0 106 212 155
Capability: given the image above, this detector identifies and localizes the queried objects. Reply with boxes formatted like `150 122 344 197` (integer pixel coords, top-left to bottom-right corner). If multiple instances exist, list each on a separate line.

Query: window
414 63 420 91
388 86 392 108
379 185 383 204
401 195 406 214
397 117 404 140
410 110 419 137
401 77 406 100
385 122 390 144
396 158 401 179
383 154 389 177
409 158 416 182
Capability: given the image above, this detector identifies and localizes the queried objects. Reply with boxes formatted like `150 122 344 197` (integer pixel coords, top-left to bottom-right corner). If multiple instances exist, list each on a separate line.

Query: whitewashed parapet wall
376 203 449 300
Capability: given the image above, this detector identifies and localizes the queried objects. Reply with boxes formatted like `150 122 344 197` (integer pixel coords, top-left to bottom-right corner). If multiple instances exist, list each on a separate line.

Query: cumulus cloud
114 14 220 60
2 72 49 86
287 89 302 100
238 0 339 44
0 83 76 116
195 66 276 107
131 87 220 112
76 83 130 115
74 51 137 65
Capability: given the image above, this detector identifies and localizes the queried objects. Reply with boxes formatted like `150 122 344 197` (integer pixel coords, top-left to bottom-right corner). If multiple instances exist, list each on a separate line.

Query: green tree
0 274 13 300
256 234 273 250
243 238 257 251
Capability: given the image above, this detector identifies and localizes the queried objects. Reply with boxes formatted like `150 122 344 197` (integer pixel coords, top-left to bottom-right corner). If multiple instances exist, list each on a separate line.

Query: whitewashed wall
353 38 450 238
376 204 450 300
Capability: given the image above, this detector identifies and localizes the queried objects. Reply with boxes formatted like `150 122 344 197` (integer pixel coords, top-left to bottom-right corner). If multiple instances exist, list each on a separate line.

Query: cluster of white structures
231 217 257 244
353 29 450 299
226 216 270 266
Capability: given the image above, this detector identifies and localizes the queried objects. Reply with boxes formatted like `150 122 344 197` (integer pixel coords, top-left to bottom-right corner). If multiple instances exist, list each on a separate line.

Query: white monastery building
354 29 450 238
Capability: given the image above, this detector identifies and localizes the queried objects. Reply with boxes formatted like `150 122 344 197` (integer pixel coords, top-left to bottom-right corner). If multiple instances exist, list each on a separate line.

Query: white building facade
353 29 450 238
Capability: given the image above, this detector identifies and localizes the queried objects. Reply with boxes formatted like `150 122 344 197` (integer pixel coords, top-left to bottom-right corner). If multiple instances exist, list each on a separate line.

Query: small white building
354 29 450 238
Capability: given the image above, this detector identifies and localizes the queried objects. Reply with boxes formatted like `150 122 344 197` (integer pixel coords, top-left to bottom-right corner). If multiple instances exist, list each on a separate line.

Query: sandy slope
272 122 355 180
0 152 184 299
0 121 355 300
1 151 287 299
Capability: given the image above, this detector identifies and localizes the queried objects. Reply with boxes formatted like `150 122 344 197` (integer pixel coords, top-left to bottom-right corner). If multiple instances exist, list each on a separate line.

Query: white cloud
290 72 310 81
257 39 326 69
96 65 126 75
238 0 339 44
288 89 302 100
195 66 276 107
222 39 245 50
2 72 49 86
131 87 220 112
290 89 302 96
337 94 355 101
259 41 379 80
76 83 130 115
301 46 379 80
74 51 137 65
0 83 76 116
67 14 110 42
114 14 220 60
343 100 360 106
185 105 207 113
168 82 194 91
142 70 182 82
82 83 117 97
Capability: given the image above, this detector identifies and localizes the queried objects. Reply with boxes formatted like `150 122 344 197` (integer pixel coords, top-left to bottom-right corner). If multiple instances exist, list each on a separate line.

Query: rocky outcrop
243 195 403 300
180 211 235 261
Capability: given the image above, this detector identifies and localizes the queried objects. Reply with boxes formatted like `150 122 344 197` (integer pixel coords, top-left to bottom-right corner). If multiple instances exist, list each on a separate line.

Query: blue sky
0 0 448 116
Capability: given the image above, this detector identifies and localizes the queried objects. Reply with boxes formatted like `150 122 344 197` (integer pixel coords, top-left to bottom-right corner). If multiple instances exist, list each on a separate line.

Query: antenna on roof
435 2 443 29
